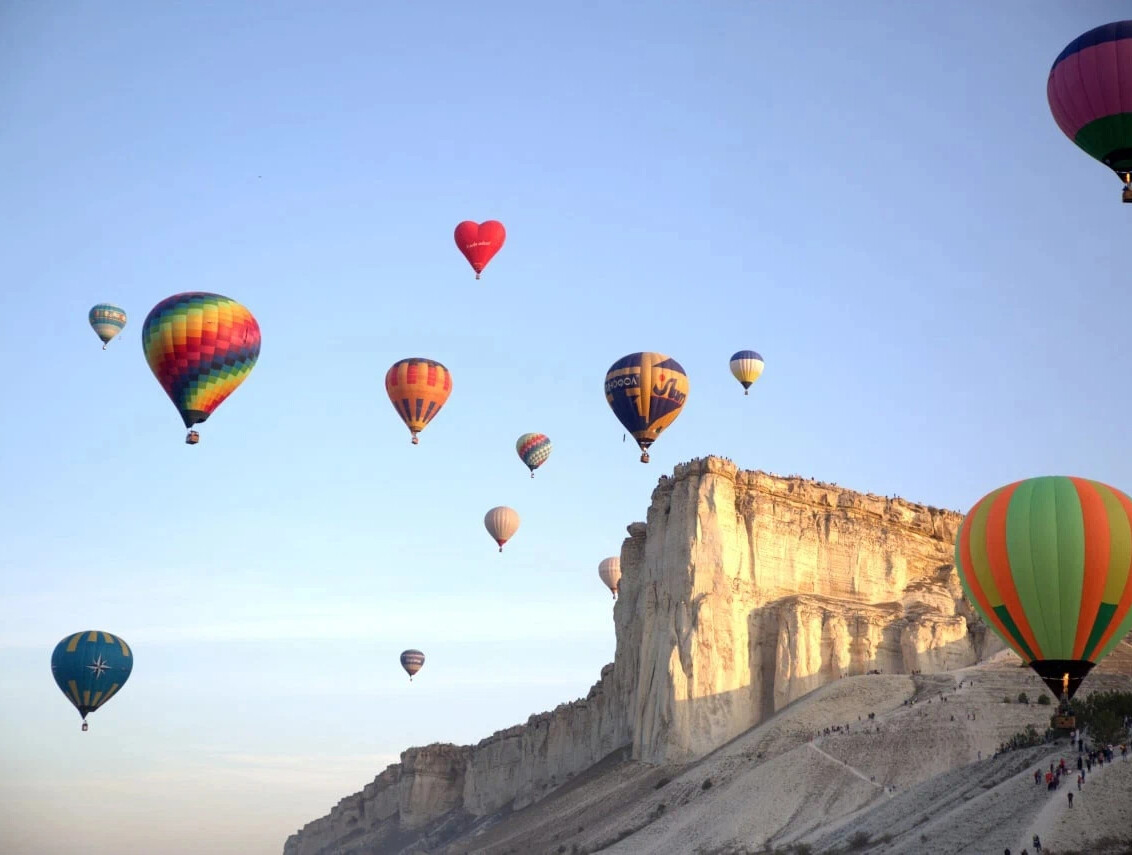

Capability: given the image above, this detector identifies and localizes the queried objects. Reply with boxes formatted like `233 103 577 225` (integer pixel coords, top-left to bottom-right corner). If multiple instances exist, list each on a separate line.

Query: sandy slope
1016 753 1132 855
429 643 1131 855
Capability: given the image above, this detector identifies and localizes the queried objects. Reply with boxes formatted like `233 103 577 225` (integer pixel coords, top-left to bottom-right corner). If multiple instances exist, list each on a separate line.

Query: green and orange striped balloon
955 476 1132 700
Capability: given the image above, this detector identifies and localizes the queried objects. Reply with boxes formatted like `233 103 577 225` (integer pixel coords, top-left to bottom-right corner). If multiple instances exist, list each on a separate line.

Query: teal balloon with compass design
51 631 133 731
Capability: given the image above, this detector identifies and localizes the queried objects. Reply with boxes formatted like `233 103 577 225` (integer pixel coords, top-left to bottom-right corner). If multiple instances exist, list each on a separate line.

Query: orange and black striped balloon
955 475 1132 699
384 358 452 444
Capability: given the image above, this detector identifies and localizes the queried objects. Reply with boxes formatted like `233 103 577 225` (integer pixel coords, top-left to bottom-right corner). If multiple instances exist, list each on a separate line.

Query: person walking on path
1067 791 1073 808
1033 833 1042 852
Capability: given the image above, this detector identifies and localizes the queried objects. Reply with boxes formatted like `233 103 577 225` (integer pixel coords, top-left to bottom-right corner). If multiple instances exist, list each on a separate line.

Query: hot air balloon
955 476 1132 703
484 506 519 552
516 433 552 478
51 631 133 731
604 352 689 463
141 292 261 445
400 649 425 681
88 304 127 350
454 220 505 279
385 358 452 444
729 350 764 395
598 556 621 599
1048 21 1132 202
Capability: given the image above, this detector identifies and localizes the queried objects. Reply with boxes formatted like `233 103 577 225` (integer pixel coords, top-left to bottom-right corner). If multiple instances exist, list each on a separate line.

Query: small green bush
1037 694 1051 706
702 778 713 790
1018 691 1029 704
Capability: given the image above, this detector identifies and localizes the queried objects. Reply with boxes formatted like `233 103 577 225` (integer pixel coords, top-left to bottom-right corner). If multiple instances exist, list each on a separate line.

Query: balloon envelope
484 506 520 551
89 304 127 348
604 352 689 462
454 220 506 278
385 358 452 443
516 433 552 476
729 350 764 393
598 556 621 596
955 476 1132 700
1048 21 1132 177
400 649 425 679
141 292 261 431
51 630 133 727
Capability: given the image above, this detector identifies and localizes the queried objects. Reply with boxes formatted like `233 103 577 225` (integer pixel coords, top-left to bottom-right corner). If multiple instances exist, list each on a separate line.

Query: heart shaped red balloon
454 220 506 279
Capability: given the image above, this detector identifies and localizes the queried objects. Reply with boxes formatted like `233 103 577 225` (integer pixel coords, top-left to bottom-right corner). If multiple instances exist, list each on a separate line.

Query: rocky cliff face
283 457 1002 854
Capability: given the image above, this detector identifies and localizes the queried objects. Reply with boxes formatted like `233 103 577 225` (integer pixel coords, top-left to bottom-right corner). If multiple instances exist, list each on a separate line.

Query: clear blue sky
2 2 1131 853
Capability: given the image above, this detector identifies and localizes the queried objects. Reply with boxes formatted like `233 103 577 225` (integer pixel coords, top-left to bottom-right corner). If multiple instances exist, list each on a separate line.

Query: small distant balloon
51 630 133 731
604 352 689 463
598 556 621 599
516 433 552 477
729 350 764 395
400 649 425 681
88 304 127 350
385 358 453 444
141 292 261 444
454 220 506 279
484 506 520 552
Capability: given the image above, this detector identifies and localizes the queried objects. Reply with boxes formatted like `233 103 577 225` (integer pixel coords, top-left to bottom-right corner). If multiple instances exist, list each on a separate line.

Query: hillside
284 459 1132 855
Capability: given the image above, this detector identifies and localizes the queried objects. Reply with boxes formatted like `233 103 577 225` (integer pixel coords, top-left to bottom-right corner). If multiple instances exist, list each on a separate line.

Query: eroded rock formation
284 457 1003 854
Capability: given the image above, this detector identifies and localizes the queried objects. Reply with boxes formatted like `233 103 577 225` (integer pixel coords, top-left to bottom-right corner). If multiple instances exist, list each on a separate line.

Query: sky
2 2 1132 853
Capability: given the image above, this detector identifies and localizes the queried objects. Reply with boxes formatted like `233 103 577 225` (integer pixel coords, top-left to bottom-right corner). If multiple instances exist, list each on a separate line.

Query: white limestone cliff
283 457 1004 854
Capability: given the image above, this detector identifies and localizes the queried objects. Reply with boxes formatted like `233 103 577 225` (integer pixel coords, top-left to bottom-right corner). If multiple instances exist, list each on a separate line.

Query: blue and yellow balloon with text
604 352 689 463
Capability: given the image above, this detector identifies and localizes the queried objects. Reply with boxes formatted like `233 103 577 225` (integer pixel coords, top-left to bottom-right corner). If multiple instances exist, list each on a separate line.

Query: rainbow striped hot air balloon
141 293 261 444
955 476 1132 701
729 350 764 395
51 631 133 731
88 304 127 350
385 358 452 445
516 432 552 477
1048 21 1132 200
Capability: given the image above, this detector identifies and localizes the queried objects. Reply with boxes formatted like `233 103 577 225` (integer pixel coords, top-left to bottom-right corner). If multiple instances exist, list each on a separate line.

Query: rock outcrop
284 457 1004 855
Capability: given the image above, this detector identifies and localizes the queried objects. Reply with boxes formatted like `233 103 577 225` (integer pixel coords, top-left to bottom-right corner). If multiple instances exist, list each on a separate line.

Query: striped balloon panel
88 304 127 343
50 630 133 719
484 506 520 547
141 293 261 428
598 556 621 592
955 476 1132 666
400 649 425 676
603 352 689 449
1048 21 1132 171
516 433 552 471
729 350 765 389
385 358 452 433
